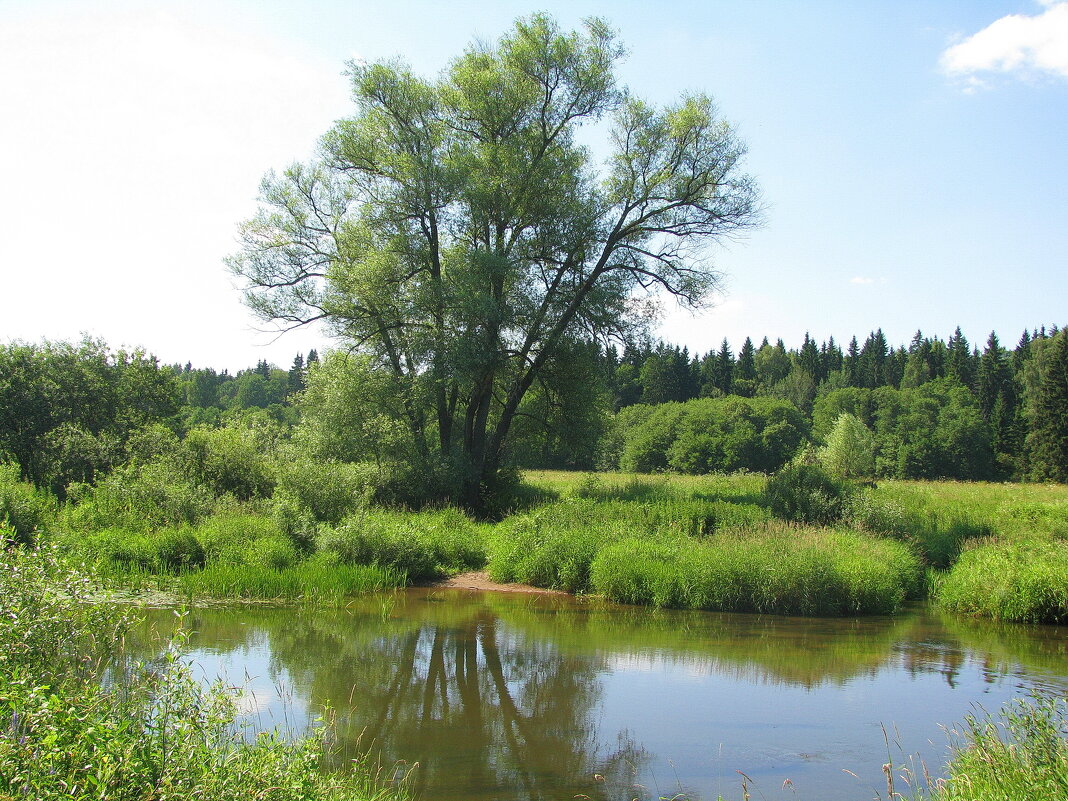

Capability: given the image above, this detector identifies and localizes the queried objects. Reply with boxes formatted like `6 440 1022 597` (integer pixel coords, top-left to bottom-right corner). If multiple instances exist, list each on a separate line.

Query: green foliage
937 539 1068 624
1028 331 1068 482
489 498 774 594
617 396 806 474
765 464 851 525
274 455 370 525
152 527 207 571
179 423 277 501
0 546 408 800
64 456 216 533
0 462 55 545
819 412 874 479
0 338 179 491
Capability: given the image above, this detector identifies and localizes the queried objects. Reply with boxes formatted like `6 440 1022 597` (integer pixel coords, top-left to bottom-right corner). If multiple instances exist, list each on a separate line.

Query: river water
140 589 1068 801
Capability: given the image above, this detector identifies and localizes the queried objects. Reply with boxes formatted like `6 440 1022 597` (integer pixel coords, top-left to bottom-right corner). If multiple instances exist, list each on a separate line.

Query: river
139 589 1068 801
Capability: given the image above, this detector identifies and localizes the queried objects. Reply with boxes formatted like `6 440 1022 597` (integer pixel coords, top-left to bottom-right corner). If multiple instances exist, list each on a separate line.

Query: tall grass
936 539 1068 624
590 523 923 615
317 507 486 579
488 499 922 614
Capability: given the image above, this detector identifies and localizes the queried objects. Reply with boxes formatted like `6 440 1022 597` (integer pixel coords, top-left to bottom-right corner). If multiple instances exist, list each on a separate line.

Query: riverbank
10 468 1068 621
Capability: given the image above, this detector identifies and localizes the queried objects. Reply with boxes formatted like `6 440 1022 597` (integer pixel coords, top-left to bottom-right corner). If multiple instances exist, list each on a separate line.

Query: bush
765 464 851 525
0 463 54 545
194 512 286 564
273 457 369 525
180 424 276 501
65 457 215 533
151 527 206 571
243 535 299 570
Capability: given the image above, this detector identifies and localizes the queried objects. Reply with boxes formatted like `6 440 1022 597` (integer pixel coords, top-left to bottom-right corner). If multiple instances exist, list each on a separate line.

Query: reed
907 695 1068 801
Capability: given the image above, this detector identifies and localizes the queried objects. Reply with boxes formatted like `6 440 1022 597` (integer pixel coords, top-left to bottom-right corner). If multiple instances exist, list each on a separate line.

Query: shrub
273 457 369 524
180 424 276 501
0 462 54 545
243 535 300 570
765 464 850 525
194 512 286 564
65 457 215 533
151 527 206 571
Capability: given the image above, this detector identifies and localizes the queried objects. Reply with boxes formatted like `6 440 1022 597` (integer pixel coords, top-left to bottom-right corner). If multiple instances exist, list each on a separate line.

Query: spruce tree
714 338 734 395
1029 332 1068 482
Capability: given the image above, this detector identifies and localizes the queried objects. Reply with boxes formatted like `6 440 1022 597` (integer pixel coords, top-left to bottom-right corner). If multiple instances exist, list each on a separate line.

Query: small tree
820 412 874 480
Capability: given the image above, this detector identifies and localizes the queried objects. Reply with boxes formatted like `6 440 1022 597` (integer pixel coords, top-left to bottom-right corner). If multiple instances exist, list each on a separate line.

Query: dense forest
1 324 1066 515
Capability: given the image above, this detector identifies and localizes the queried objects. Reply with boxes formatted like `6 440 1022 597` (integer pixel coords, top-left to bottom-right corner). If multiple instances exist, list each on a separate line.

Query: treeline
514 326 1068 482
0 339 316 497
1 325 1066 507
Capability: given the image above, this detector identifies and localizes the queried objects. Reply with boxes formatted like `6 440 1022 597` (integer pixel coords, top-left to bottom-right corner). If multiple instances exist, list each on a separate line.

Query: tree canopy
228 14 760 508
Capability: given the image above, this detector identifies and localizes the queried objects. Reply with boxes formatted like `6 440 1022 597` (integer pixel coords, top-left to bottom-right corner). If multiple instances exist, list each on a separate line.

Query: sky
1 0 1066 371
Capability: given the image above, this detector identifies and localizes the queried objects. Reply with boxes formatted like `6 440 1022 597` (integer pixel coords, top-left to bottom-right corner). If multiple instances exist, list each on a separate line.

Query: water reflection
138 591 1068 801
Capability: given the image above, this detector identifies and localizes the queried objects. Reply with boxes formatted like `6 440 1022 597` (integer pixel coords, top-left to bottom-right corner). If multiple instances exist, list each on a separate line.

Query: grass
589 523 923 615
19 462 1068 619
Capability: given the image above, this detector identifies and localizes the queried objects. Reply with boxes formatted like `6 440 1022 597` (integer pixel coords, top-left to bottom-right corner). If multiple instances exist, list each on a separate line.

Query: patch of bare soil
422 570 568 595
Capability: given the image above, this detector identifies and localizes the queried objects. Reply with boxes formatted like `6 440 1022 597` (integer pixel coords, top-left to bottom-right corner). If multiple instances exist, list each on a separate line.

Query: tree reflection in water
242 594 653 801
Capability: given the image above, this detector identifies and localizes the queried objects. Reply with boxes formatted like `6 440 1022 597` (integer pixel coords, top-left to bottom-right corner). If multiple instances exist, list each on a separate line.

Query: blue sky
1 1 1065 370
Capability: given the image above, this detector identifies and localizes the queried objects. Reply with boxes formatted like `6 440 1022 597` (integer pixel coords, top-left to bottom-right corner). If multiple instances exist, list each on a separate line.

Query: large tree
229 14 760 508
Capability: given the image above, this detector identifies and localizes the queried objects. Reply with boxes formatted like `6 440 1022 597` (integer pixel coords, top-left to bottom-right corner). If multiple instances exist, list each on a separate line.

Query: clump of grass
590 523 923 615
846 488 992 569
910 695 1068 801
317 507 485 580
487 500 629 591
171 560 406 603
936 539 1068 623
766 464 852 525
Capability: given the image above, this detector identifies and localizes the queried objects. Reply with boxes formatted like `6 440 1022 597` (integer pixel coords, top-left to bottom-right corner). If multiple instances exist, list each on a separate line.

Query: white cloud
850 276 875 285
942 2 1068 85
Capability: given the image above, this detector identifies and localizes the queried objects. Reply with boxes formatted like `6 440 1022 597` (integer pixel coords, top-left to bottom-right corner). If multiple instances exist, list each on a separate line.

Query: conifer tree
799 333 821 381
845 336 860 386
1029 332 1068 482
714 338 734 395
